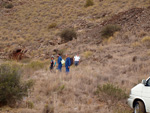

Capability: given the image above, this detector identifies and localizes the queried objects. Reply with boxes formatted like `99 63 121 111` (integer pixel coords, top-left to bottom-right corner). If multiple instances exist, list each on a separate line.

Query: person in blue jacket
57 54 62 71
65 54 71 73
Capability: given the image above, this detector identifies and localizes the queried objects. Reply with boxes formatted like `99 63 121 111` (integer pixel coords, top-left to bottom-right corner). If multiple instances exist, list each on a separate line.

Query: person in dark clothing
65 54 71 73
57 54 62 72
50 55 55 71
70 57 74 66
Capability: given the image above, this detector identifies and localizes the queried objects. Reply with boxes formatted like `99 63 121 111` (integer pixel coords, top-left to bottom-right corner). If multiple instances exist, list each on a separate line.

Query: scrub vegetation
48 23 57 29
83 51 93 58
0 63 33 107
84 0 94 7
25 60 48 71
60 28 77 43
101 24 121 38
141 36 150 48
95 83 128 102
0 0 150 113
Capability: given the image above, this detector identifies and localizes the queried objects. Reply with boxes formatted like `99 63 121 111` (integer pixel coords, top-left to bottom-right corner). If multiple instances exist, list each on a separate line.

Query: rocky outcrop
101 7 150 32
8 48 29 60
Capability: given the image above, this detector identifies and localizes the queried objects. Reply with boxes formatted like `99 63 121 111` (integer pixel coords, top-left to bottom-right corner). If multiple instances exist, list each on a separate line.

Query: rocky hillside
0 0 150 113
0 0 150 59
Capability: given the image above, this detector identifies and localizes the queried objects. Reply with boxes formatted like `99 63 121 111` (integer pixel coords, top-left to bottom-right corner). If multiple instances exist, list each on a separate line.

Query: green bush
84 0 94 7
95 83 128 102
0 64 31 106
101 24 121 38
26 101 34 109
5 3 14 9
48 23 57 29
60 28 77 43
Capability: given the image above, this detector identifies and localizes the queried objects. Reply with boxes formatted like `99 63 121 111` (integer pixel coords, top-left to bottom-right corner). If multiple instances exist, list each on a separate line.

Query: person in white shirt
74 54 80 66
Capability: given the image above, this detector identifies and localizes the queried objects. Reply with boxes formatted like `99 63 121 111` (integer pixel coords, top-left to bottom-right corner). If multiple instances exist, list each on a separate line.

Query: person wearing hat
50 55 55 71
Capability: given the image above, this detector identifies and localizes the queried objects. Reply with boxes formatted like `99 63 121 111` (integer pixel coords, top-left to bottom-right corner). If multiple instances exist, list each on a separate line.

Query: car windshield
146 78 150 86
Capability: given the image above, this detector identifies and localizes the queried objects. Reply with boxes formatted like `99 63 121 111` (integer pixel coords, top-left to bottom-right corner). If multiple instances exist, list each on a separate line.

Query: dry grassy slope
0 66 133 113
0 0 149 58
0 0 150 113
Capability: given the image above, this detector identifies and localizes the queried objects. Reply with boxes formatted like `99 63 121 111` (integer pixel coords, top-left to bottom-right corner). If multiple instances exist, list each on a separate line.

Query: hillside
0 0 150 59
0 0 150 113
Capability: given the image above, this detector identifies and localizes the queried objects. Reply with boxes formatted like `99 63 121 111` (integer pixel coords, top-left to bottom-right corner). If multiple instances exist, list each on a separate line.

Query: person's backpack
70 57 73 66
61 59 65 65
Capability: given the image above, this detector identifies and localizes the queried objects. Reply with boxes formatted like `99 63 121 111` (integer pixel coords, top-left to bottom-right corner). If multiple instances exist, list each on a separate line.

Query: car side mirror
142 79 146 85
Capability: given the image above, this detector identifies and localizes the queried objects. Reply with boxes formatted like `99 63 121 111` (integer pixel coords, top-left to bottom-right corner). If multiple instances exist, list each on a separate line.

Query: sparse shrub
132 42 140 48
44 81 65 96
5 3 14 9
26 101 34 109
58 85 65 93
83 51 93 58
141 36 150 43
25 60 46 71
0 63 32 106
26 79 35 88
101 24 121 38
141 36 150 48
95 83 128 103
103 36 114 44
107 36 113 43
43 104 54 113
84 0 94 7
114 107 132 113
48 23 57 29
138 31 147 37
60 28 77 43
20 58 31 64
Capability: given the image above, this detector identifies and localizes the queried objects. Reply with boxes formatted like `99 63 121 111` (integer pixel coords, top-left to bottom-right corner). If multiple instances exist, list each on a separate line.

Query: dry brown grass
1 39 150 112
0 61 136 113
83 51 93 58
141 36 150 48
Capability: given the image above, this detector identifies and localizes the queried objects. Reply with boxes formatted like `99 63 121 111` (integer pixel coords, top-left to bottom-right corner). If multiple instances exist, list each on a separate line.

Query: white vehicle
127 77 150 113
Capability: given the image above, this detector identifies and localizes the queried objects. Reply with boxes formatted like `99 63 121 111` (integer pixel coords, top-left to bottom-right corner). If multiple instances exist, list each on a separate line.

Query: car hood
131 83 143 96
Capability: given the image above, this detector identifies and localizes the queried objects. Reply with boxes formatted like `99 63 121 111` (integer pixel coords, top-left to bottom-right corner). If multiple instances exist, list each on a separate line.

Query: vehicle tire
134 101 146 113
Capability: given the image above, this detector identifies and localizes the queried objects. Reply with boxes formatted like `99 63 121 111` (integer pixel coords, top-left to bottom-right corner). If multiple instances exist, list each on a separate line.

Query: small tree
84 0 94 7
60 28 77 43
0 63 32 106
101 24 121 38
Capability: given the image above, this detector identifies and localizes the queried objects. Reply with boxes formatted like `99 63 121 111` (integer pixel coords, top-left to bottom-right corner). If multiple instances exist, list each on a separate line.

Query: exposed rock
8 48 29 60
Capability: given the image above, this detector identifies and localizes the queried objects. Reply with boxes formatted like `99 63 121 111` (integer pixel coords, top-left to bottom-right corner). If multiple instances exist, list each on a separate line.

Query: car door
142 78 150 112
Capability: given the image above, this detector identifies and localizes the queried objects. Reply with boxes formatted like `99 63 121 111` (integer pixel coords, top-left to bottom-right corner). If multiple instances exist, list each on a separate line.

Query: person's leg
75 61 77 66
50 66 53 71
66 67 69 73
51 66 55 72
75 61 79 66
60 66 62 72
76 61 79 66
58 65 62 72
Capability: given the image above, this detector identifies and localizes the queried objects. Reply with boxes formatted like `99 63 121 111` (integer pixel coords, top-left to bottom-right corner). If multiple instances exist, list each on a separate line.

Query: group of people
50 53 80 73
